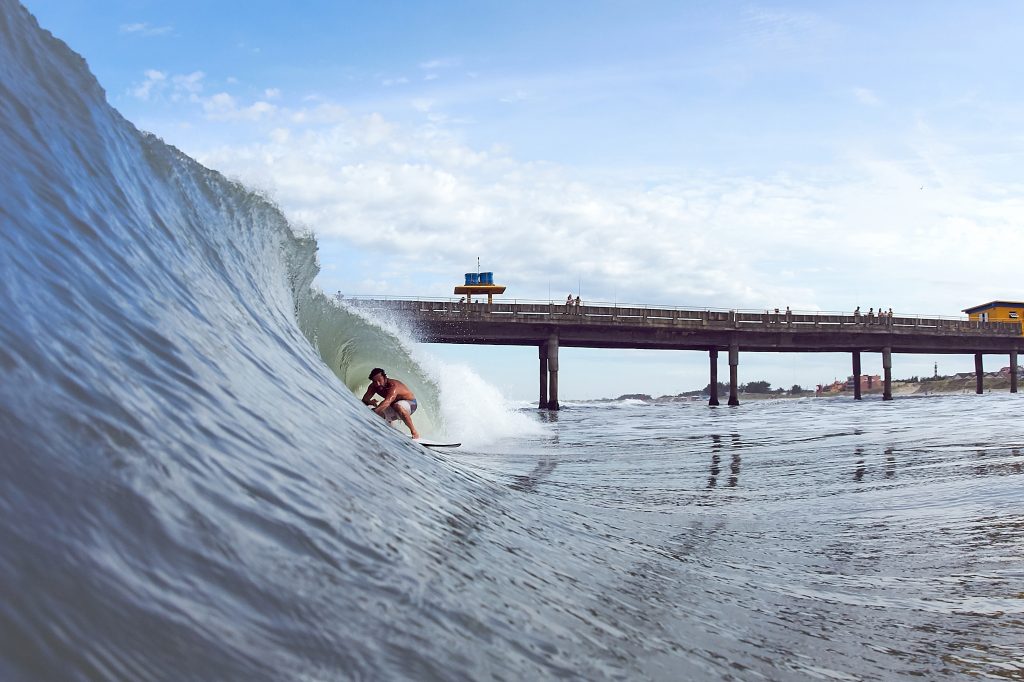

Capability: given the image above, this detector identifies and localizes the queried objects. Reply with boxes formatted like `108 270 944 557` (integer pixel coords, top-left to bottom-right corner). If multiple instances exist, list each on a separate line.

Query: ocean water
1 1 1023 680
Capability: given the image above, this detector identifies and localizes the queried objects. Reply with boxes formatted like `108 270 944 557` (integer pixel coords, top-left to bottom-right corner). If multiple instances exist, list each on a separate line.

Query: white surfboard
417 439 461 449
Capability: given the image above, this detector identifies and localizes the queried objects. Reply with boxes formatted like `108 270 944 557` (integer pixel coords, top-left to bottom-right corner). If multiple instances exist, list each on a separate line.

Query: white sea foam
414 351 547 447
335 300 546 446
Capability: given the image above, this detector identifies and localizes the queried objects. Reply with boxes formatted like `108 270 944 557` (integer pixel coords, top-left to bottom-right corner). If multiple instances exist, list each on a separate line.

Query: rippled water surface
453 395 1024 679
2 1 1023 679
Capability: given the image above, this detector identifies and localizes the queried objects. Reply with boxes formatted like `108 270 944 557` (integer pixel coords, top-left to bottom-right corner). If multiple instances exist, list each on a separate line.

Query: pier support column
547 334 560 410
708 349 720 406
975 353 984 394
882 347 893 401
728 344 740 406
1011 350 1018 394
538 343 548 408
852 352 862 400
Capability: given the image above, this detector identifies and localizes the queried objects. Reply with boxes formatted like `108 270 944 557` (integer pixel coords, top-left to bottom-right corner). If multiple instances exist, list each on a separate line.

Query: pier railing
342 296 1020 336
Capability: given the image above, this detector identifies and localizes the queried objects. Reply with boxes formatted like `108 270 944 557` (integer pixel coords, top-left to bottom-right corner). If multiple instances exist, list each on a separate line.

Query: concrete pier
351 298 1023 404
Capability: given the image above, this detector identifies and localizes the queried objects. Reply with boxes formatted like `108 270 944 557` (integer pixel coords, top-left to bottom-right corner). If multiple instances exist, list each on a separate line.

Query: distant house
845 374 882 391
962 301 1024 332
816 380 846 395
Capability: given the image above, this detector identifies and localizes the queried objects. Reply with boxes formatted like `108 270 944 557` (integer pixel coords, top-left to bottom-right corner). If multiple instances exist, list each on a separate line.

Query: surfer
361 368 420 440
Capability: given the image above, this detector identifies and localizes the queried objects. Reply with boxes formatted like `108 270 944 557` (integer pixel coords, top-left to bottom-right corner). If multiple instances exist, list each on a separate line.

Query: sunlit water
1 1 1022 679
454 394 1024 680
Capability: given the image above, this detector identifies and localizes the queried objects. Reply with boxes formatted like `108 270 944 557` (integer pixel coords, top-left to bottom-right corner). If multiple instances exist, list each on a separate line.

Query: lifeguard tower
454 269 506 304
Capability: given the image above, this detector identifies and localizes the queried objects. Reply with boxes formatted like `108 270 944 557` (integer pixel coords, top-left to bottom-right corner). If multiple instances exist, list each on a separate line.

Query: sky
23 0 1024 400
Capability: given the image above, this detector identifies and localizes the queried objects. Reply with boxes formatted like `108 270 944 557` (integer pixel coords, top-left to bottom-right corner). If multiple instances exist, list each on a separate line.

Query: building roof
962 300 1024 314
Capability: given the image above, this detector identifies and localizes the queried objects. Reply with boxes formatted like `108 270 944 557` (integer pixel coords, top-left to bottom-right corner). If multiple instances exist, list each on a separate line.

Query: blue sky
24 1 1024 399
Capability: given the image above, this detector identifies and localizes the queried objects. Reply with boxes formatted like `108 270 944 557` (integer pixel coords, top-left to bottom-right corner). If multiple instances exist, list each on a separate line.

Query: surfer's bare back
361 368 420 440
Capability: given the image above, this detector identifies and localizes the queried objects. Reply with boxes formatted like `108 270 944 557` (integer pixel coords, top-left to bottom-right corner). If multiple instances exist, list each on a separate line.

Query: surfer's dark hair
369 368 386 380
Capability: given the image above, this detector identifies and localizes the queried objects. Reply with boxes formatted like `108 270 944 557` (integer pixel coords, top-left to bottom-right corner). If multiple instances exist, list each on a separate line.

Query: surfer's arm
360 386 379 407
375 385 401 412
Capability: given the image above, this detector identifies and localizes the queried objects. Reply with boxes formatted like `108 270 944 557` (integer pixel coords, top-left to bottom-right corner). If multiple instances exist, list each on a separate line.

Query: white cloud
202 93 277 121
157 92 1023 316
854 87 882 106
129 69 204 103
735 6 836 60
257 152 1010 311
191 115 777 307
290 103 348 125
499 90 528 103
741 7 825 42
382 77 409 87
419 58 460 70
119 22 173 37
203 92 237 116
129 70 286 121
131 69 166 100
171 71 205 98
411 98 435 113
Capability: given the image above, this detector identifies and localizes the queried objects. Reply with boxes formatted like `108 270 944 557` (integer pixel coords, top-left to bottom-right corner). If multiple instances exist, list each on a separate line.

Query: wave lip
0 2 592 679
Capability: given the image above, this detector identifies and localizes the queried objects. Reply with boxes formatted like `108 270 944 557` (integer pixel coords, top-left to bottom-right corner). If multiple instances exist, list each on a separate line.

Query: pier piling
728 344 739 406
538 343 548 408
1011 350 1019 394
975 353 984 394
708 349 720 406
547 334 560 410
852 352 862 400
882 347 893 401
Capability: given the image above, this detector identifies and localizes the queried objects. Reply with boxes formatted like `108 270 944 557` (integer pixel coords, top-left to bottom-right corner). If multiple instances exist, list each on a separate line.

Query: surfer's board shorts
384 399 417 422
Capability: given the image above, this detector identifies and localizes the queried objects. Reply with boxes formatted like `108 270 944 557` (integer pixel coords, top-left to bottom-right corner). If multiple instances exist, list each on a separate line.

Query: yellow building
962 300 1024 333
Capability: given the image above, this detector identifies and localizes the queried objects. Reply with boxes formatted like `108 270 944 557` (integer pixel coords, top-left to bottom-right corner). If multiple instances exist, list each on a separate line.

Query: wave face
0 3 557 679
9 3 1024 681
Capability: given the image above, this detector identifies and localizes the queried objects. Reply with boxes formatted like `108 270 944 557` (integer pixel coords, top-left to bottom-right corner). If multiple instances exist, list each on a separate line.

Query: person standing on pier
575 295 581 312
566 295 573 314
361 368 420 440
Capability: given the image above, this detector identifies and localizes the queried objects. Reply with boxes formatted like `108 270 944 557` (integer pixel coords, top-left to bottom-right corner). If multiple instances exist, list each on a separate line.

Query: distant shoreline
590 375 1019 403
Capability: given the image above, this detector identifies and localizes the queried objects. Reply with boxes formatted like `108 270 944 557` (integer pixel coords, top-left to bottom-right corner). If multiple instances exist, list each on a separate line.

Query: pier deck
347 298 1021 406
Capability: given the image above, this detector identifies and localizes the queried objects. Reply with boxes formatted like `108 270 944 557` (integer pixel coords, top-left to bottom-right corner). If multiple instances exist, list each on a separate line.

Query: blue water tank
481 272 493 285
465 272 479 285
